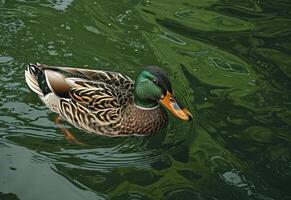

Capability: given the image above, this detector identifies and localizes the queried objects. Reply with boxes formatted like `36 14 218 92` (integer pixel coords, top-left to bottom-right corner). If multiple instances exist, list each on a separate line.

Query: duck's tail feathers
25 63 47 96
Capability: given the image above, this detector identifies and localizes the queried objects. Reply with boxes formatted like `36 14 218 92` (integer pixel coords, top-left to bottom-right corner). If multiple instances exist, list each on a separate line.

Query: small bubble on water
64 53 72 57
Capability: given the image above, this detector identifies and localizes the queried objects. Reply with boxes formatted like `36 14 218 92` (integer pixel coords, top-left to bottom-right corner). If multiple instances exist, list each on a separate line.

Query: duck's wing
47 69 134 124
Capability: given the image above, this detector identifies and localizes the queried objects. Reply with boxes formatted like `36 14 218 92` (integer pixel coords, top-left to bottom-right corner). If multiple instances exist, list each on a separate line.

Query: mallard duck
25 63 192 136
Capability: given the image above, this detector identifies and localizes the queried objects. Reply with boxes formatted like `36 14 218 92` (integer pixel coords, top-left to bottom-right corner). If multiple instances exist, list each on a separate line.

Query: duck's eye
153 79 158 84
169 97 175 103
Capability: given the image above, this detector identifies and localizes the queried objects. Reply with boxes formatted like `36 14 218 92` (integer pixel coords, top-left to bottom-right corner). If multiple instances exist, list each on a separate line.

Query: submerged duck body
25 63 191 136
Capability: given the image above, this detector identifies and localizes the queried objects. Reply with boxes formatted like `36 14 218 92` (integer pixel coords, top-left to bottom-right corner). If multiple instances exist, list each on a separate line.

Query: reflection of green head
134 66 172 108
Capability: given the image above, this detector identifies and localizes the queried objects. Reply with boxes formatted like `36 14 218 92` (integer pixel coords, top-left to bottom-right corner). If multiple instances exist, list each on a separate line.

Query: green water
0 0 291 199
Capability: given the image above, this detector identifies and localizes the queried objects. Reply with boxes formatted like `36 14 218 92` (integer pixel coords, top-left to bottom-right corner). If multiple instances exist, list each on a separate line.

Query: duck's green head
134 66 192 121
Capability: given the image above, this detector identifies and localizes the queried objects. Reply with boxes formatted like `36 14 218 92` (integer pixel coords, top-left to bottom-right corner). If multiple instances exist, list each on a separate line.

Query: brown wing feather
44 69 72 98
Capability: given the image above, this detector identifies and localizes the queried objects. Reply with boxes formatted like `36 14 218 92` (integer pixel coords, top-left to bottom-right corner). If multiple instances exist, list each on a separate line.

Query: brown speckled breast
119 105 168 136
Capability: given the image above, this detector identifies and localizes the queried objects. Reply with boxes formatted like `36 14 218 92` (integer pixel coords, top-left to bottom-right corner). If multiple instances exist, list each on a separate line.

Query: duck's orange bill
159 91 192 121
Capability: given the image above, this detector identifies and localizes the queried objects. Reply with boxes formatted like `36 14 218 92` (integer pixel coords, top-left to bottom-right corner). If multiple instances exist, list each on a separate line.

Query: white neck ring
133 103 160 110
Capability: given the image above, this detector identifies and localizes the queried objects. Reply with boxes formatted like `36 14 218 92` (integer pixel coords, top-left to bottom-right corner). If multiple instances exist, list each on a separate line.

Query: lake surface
0 0 291 199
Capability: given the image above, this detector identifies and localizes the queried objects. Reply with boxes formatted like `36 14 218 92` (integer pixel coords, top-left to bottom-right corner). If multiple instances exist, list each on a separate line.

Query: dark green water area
0 0 291 199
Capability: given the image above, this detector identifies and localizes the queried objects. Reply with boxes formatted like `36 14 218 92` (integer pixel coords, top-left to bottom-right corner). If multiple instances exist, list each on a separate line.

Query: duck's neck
134 96 159 109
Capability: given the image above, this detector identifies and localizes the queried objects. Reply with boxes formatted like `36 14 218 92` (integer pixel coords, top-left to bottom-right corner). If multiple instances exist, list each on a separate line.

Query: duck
25 63 192 137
